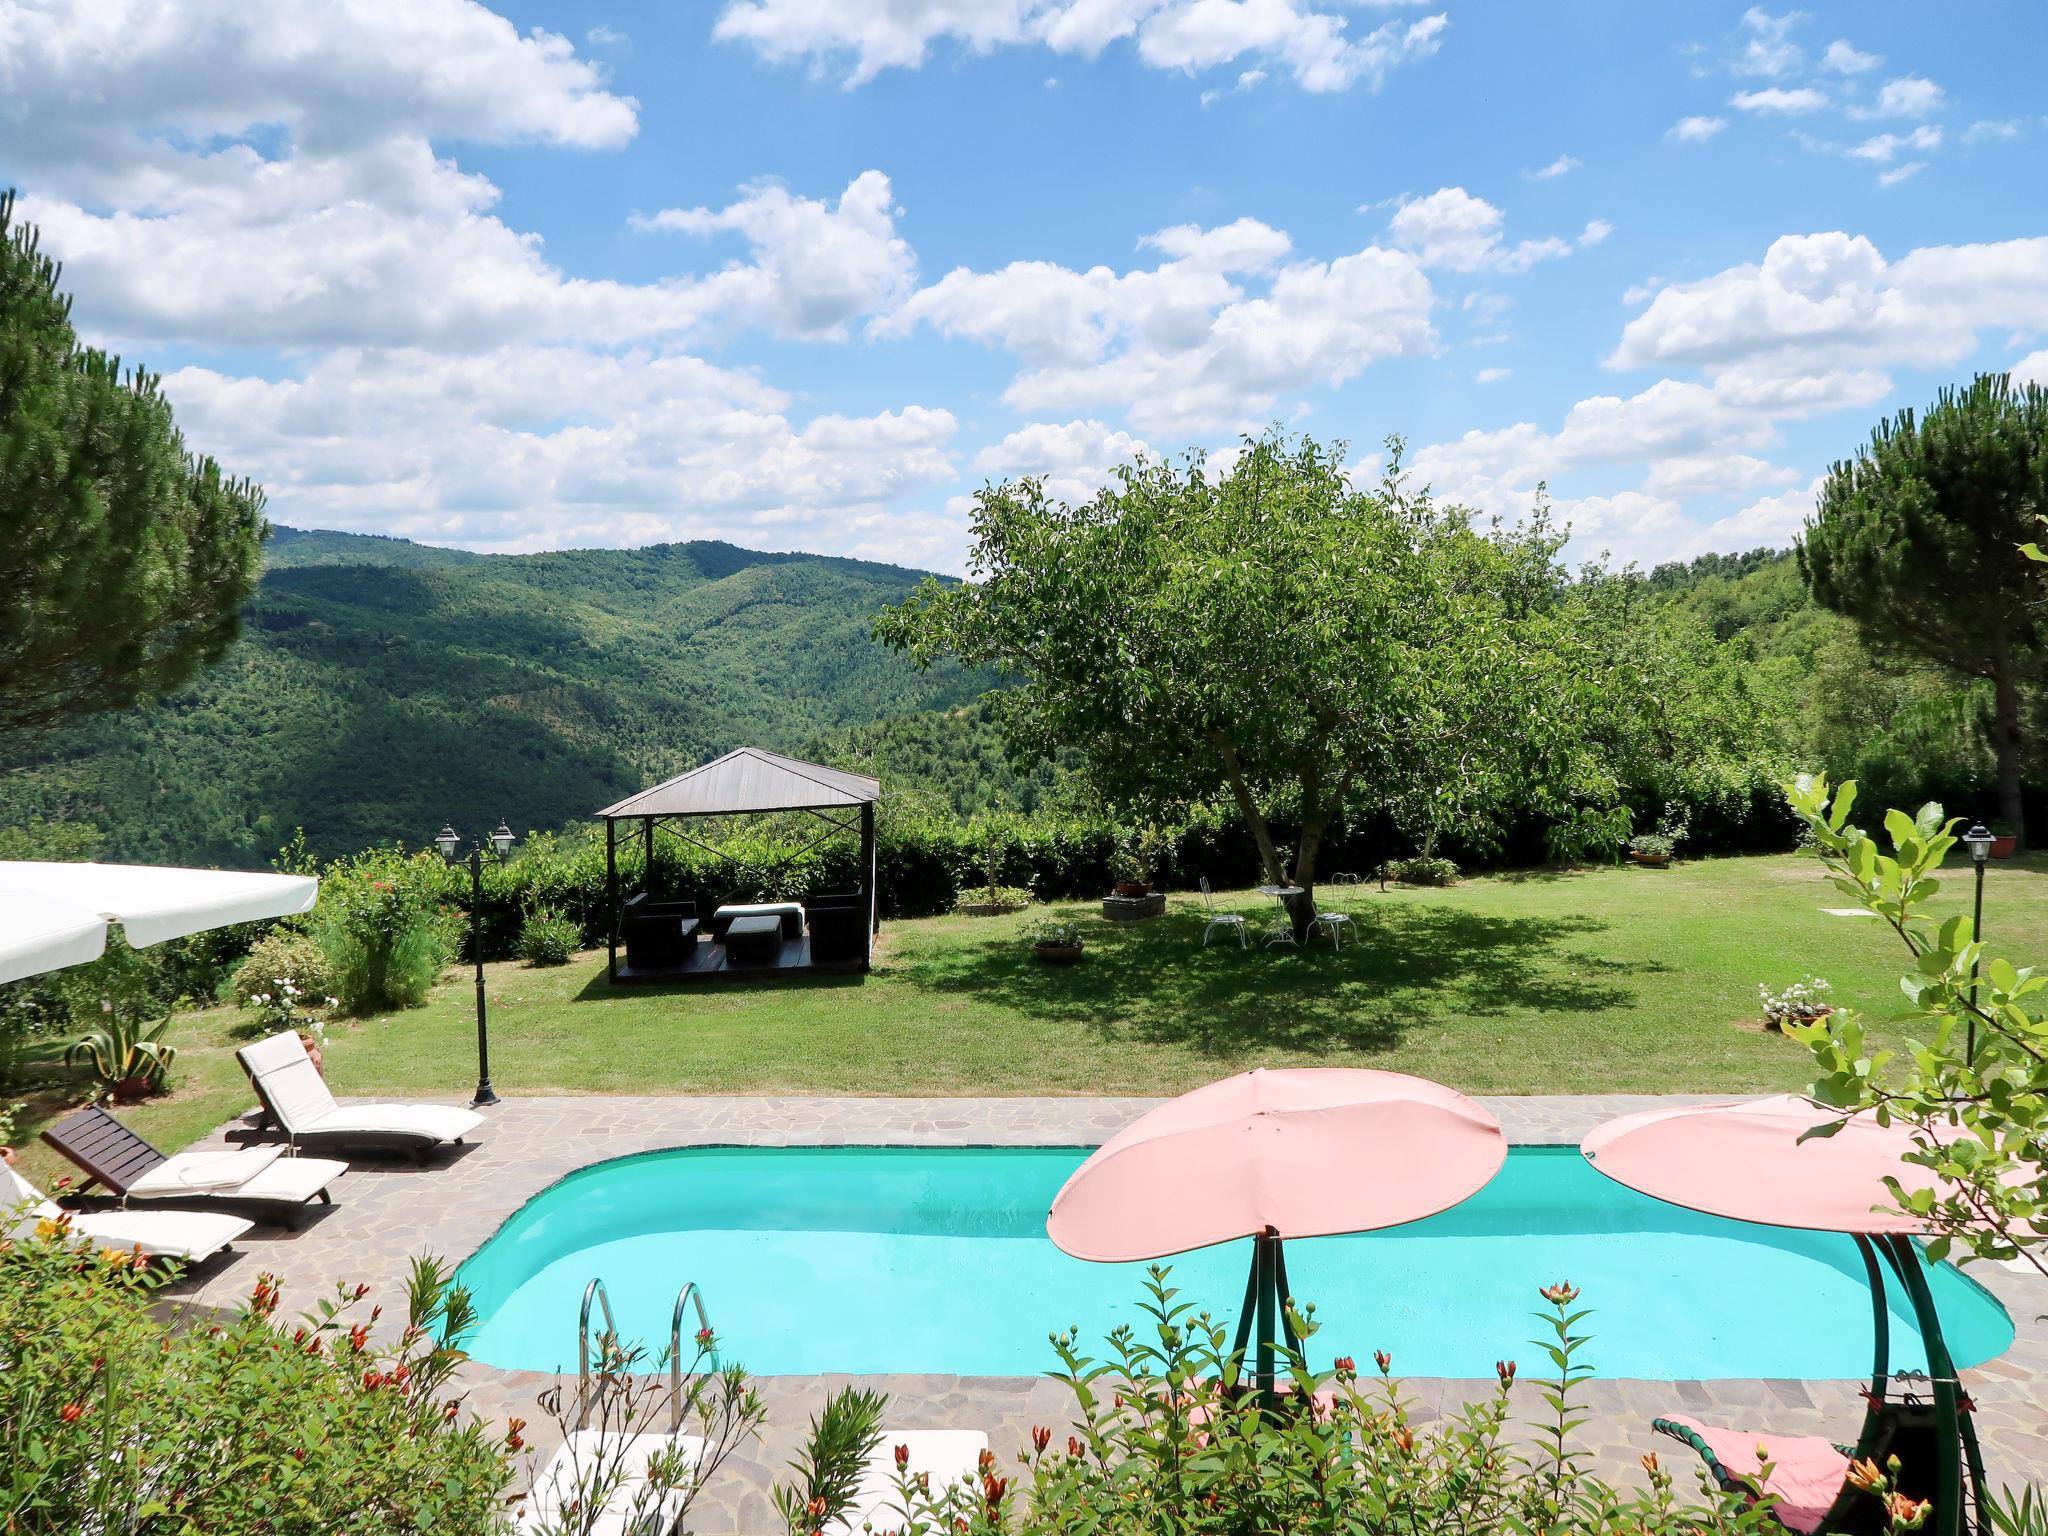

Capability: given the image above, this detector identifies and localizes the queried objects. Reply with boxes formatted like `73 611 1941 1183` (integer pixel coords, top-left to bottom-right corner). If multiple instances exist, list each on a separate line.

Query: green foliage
0 191 266 739
516 907 579 968
877 432 1763 937
1802 374 2048 840
1028 918 1084 948
62 1005 177 1099
1385 855 1458 885
1783 774 2047 1276
0 526 985 866
806 1271 1812 1536
774 1386 887 1536
231 930 334 1008
0 1236 516 1534
313 850 458 1013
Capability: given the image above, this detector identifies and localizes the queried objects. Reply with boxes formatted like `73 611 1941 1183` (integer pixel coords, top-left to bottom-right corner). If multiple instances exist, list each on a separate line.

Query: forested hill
0 528 986 865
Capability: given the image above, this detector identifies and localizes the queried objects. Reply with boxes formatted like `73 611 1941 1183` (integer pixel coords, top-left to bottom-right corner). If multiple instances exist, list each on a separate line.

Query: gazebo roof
595 747 881 820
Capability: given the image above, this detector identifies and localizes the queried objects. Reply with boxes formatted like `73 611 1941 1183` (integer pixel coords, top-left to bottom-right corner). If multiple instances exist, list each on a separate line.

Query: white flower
325 997 340 1010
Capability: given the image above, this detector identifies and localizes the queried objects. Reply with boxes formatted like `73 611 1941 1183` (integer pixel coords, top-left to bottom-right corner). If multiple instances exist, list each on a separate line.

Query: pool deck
163 1094 2048 1532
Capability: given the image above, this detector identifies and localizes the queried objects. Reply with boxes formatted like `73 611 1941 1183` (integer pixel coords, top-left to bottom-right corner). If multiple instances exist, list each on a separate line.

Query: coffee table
723 913 783 965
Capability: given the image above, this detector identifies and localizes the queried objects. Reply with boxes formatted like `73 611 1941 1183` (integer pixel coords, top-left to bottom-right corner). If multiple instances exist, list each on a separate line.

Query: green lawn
15 850 2047 1186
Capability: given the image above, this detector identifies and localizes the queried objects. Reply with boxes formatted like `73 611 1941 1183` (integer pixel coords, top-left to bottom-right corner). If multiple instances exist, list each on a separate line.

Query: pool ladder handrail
575 1276 620 1432
574 1277 716 1435
669 1281 715 1436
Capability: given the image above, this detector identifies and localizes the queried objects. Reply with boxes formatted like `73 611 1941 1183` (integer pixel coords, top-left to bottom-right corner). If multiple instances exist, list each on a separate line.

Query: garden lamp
1962 823 1992 1059
433 820 520 1106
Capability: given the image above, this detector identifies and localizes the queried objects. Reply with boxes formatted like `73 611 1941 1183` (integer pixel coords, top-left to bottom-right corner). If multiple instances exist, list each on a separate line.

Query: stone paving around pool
160 1094 2048 1534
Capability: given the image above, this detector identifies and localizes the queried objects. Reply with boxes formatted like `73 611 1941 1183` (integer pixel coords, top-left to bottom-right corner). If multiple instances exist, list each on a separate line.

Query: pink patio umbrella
1048 1067 1507 1391
1582 1096 1987 1536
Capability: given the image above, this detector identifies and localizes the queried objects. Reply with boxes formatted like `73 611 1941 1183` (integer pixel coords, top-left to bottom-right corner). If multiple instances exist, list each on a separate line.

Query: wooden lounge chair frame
41 1103 338 1229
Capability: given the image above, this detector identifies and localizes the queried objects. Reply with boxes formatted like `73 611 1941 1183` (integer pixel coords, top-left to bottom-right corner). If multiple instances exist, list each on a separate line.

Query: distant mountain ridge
0 526 984 864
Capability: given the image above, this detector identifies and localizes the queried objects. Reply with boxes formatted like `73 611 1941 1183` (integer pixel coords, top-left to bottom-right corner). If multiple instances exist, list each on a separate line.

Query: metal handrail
576 1276 619 1432
669 1282 715 1435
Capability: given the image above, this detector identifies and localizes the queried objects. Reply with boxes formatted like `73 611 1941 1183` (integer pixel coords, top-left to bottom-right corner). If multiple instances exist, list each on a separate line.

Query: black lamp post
435 819 516 1107
1961 823 1994 1059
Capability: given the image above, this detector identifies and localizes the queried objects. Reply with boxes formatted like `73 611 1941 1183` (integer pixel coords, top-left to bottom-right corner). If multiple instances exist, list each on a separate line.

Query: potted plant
1110 847 1153 899
64 1003 178 1104
243 977 341 1076
1626 833 1675 868
1031 918 1085 965
1989 820 2020 858
1759 976 1833 1032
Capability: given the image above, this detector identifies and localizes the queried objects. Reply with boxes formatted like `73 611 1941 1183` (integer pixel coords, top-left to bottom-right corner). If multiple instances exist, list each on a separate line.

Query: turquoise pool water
457 1145 2013 1380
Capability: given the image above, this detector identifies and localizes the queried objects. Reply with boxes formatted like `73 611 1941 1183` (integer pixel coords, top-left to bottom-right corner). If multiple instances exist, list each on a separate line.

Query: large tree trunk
1993 656 2027 850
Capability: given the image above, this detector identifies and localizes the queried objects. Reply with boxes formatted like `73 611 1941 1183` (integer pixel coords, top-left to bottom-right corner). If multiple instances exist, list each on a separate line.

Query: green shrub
517 906 579 967
314 851 458 1013
795 1273 1851 1536
1386 855 1459 885
0 1232 516 1534
231 929 333 1007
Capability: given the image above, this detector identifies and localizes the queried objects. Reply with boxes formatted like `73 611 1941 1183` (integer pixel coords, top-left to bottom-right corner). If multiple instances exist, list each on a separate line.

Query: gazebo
596 747 880 984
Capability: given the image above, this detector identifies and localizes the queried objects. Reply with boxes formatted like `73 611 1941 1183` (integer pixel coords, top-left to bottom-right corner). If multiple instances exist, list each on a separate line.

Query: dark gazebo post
861 800 878 958
643 816 655 899
605 818 618 984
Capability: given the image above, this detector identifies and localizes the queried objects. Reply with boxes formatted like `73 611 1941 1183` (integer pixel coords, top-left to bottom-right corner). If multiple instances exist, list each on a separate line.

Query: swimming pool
457 1145 2013 1380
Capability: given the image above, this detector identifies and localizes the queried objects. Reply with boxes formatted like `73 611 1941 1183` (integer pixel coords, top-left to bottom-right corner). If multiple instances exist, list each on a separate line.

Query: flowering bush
0 1219 515 1533
793 1272 1937 1536
231 930 333 1008
314 850 460 1013
517 906 580 968
1758 975 1833 1030
241 974 340 1039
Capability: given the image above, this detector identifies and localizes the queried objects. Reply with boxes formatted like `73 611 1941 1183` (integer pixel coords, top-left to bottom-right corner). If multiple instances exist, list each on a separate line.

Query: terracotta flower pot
297 1033 326 1077
1034 942 1084 965
1113 880 1153 898
1991 835 2018 859
0 1147 15 1167
111 1075 155 1105
1628 850 1671 868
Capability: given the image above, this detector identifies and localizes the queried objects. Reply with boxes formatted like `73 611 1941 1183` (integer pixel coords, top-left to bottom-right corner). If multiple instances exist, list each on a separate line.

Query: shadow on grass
899 902 1653 1059
567 967 870 1005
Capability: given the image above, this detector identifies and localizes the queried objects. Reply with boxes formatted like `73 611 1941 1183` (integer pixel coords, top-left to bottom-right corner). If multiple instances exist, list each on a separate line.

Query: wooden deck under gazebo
596 747 880 984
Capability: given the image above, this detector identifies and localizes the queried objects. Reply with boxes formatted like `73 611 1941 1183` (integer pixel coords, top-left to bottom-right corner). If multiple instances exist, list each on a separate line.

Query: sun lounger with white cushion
236 1030 482 1161
42 1103 346 1226
833 1430 991 1535
1 1162 250 1263
516 1428 705 1536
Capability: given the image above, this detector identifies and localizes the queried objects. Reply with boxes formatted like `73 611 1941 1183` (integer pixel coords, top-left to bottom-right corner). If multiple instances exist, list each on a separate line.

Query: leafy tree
1801 373 2048 846
0 189 267 736
874 432 1634 934
1784 774 2046 1282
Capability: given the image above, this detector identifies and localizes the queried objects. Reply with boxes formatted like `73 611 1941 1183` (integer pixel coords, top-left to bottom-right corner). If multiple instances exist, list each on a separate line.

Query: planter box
1627 850 1672 868
1034 942 1084 965
1102 892 1166 922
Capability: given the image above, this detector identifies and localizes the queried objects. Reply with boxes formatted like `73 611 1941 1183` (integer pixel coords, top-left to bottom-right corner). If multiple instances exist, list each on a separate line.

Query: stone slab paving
158 1094 2048 1533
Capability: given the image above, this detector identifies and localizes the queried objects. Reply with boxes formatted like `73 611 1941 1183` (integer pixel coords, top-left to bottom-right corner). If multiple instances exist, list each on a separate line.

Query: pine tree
1802 373 2048 847
0 190 267 736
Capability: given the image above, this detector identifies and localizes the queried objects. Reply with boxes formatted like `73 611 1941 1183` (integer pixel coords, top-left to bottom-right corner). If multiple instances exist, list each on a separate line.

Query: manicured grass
14 850 2048 1185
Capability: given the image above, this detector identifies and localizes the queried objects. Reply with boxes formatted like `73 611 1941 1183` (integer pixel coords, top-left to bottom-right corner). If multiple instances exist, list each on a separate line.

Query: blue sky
3 1 2043 572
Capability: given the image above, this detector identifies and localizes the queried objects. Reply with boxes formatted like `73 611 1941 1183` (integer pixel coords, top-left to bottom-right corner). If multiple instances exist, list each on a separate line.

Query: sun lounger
41 1103 346 1227
236 1030 483 1162
1653 1408 1948 1536
516 1428 705 1535
833 1430 990 1535
2 1161 250 1263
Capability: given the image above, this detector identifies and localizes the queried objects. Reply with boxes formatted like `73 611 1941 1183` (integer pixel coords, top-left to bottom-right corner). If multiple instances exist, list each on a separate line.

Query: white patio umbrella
0 861 319 985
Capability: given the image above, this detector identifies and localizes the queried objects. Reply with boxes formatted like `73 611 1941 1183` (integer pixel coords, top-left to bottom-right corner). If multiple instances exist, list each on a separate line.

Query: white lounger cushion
129 1146 346 1204
517 1429 704 1536
240 1030 482 1145
1 1164 250 1262
835 1430 991 1535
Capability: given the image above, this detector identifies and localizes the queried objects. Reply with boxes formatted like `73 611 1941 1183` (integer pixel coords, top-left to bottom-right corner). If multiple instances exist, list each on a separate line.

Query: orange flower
1393 1426 1414 1454
1845 1458 1885 1493
1641 1451 1660 1475
1885 1493 1930 1530
1495 1360 1516 1384
1539 1281 1580 1305
58 1403 85 1424
1031 1425 1051 1454
1333 1355 1356 1380
1067 1435 1084 1458
1373 1350 1392 1374
895 1443 911 1469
